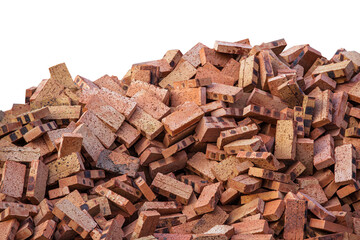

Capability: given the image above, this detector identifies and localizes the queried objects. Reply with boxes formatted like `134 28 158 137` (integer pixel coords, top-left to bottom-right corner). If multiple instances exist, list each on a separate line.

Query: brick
0 121 22 137
236 151 285 171
102 178 141 203
258 50 274 90
135 176 156 202
228 198 265 224
181 175 210 194
296 138 314 175
195 116 237 143
0 219 20 240
241 190 283 205
199 47 232 68
224 138 262 155
312 89 333 128
47 152 85 185
159 60 196 88
335 144 356 184
186 152 218 182
302 95 316 136
214 40 251 55
131 90 171 120
31 219 56 240
151 173 193 205
313 60 354 83
0 207 29 222
239 55 260 92
43 105 81 121
206 144 227 161
127 80 170 104
59 175 94 190
139 201 182 215
285 161 306 180
274 120 297 160
71 125 103 163
162 101 204 136
23 121 57 142
26 159 48 204
0 160 26 198
297 192 335 221
4 120 42 143
206 83 243 103
194 182 222 215
15 217 35 240
314 134 335 170
283 199 307 240
309 218 353 233
263 199 285 222
161 135 195 158
211 107 243 118
232 219 270 235
149 150 188 178
248 167 291 183
96 150 139 177
139 147 164 166
217 123 259 149
182 42 208 68
247 88 288 112
57 132 83 158
242 104 287 125
131 211 160 239
212 156 253 182
48 186 70 199
192 206 229 234
220 188 239 205
268 75 288 98
170 87 206 107
227 174 262 194
262 180 299 193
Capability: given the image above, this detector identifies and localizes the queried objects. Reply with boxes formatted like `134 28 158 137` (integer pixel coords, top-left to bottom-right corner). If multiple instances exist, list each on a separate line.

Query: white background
0 0 359 111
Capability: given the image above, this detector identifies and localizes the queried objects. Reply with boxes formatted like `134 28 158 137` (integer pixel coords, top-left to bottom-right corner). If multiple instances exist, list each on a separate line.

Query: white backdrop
0 0 359 110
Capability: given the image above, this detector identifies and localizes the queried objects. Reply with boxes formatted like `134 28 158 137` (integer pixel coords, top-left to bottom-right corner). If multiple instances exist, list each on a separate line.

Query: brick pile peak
2 39 360 239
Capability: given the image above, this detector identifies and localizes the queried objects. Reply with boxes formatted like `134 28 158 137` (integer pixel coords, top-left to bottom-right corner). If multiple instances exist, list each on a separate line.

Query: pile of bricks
2 39 360 240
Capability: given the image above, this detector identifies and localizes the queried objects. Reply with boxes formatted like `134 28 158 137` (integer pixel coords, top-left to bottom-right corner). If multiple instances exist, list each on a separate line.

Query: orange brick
23 121 57 142
263 199 285 222
183 42 208 68
131 90 171 120
199 47 232 68
228 198 265 224
283 199 307 240
31 219 56 240
217 123 259 149
0 219 19 240
149 150 188 178
187 152 218 181
194 182 222 215
161 101 204 136
206 83 243 103
314 134 335 170
236 151 285 171
206 143 227 161
159 59 197 88
161 135 195 158
170 87 206 107
192 206 229 234
274 120 297 160
126 80 170 104
116 121 141 148
26 159 48 204
131 210 160 239
247 88 287 112
227 174 262 194
135 176 156 201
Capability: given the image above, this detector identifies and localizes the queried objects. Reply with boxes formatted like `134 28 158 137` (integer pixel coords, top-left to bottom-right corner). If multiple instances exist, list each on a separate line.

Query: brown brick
248 167 291 183
186 152 218 182
227 174 262 194
224 138 262 155
247 88 287 112
151 173 193 205
241 190 283 205
0 219 20 240
212 156 253 182
194 182 222 215
159 60 197 88
206 144 227 161
263 199 285 222
149 150 188 178
228 198 265 224
131 210 160 239
283 199 307 240
192 206 229 234
135 176 156 201
309 218 353 233
26 159 48 204
236 151 284 171
297 192 335 221
0 160 26 198
274 120 297 160
239 55 260 92
314 134 335 170
335 144 356 184
206 83 243 103
217 123 259 149
127 80 170 104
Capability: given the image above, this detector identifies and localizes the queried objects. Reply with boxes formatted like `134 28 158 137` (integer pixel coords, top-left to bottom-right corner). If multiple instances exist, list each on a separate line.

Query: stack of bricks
1 39 360 240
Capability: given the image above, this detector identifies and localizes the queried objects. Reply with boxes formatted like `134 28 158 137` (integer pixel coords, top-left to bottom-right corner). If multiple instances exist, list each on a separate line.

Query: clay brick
159 60 197 88
195 116 237 143
26 159 48 204
236 151 284 171
162 101 204 136
127 80 170 104
0 121 22 137
297 192 335 221
214 40 251 55
212 156 253 182
227 174 262 194
74 75 98 90
57 132 83 158
48 186 70 199
13 107 51 125
47 152 85 185
206 83 243 103
73 123 105 163
131 211 160 239
217 123 259 149
0 202 38 217
268 75 288 98
139 201 182 215
263 199 285 222
247 88 288 112
102 178 141 203
200 101 226 114
0 207 29 222
309 218 353 233
211 107 243 118
149 150 188 178
131 90 171 120
206 144 227 161
302 95 316 136
199 47 232 68
161 135 195 158
313 60 354 83
23 121 57 143
31 219 56 240
4 120 42 143
274 120 297 160
335 144 356 184
115 121 141 148
0 219 20 240
135 176 156 202
139 147 164 166
186 152 218 182
314 134 335 170
239 55 260 92
283 199 307 240
96 150 139 177
194 182 222 215
182 42 208 68
151 173 193 205
43 105 81 121
258 50 274 90
285 161 306 180
312 89 333 128
59 175 94 190
248 167 291 183
0 160 26 198
241 190 283 205
220 188 239 205
170 87 206 107
262 180 299 193
290 45 322 73
228 198 265 224
223 138 261 155
242 104 287 125
232 219 270 235
192 206 229 234
181 175 210 194
15 217 35 240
